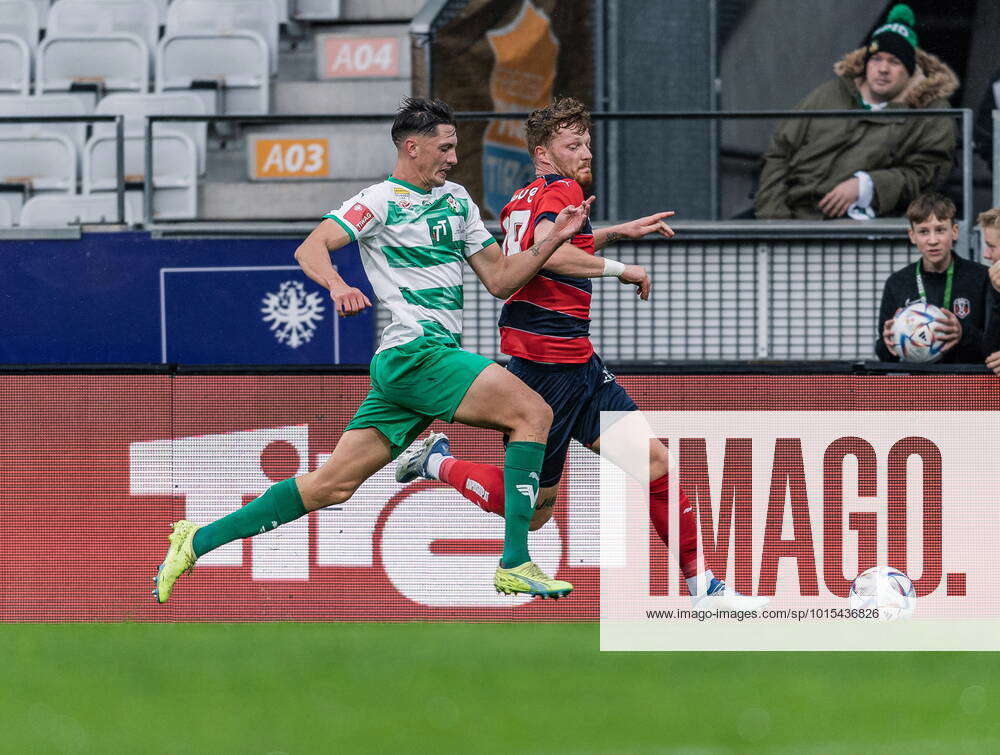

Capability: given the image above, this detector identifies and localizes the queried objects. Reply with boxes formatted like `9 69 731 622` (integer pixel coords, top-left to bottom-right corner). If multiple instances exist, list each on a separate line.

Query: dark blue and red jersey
497 174 595 363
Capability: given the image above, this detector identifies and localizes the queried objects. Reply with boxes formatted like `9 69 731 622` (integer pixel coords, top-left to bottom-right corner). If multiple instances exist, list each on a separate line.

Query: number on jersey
502 210 531 256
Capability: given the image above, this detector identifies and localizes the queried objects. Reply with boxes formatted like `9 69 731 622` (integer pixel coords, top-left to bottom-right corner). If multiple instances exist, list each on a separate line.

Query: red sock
439 457 505 516
649 474 699 578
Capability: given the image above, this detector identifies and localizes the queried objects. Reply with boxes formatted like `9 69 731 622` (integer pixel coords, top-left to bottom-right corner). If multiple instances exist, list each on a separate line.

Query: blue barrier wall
0 232 375 364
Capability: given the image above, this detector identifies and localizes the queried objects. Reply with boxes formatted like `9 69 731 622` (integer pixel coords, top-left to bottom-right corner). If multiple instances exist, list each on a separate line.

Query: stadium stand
83 130 197 219
0 95 87 159
0 132 76 223
95 92 207 173
0 0 40 53
167 0 279 74
156 31 270 115
38 34 150 111
48 0 160 53
0 198 12 227
19 192 140 225
0 0 424 223
0 34 31 96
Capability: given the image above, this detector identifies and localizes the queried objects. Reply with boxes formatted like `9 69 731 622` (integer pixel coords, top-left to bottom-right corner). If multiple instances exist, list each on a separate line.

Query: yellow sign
252 138 330 180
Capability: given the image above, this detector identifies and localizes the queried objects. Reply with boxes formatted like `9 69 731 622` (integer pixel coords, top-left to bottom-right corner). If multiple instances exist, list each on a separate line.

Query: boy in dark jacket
877 193 1000 362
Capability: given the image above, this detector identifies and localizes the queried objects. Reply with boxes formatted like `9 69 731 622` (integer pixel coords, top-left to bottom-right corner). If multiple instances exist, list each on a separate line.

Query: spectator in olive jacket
756 4 958 221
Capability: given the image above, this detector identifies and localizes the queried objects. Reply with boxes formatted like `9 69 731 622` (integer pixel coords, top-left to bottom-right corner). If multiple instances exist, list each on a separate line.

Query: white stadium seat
95 92 207 173
84 131 197 219
0 132 77 223
293 0 341 21
0 0 40 51
167 0 278 74
37 34 150 111
90 0 167 26
0 95 88 156
19 192 140 225
0 198 12 227
29 0 50 29
157 31 269 114
0 34 31 96
49 0 159 53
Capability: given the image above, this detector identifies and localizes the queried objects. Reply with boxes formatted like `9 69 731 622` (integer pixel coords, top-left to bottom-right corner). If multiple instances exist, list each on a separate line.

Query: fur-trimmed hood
833 47 959 108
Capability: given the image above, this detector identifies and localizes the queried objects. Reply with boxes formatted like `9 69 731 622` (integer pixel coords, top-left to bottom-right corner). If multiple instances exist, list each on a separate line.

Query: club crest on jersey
344 202 374 231
953 297 971 318
446 196 460 214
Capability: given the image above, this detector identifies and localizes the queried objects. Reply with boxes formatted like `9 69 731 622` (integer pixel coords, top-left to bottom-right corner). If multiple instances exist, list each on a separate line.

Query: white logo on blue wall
261 280 325 348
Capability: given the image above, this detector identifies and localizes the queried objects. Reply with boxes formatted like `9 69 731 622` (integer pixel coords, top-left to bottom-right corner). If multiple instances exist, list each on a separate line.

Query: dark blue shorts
506 354 638 487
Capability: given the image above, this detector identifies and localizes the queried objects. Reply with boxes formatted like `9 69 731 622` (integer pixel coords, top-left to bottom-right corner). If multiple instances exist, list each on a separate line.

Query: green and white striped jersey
324 176 496 353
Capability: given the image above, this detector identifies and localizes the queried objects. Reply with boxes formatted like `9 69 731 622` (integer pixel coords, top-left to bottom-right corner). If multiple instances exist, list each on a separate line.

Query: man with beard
755 3 957 220
396 97 768 609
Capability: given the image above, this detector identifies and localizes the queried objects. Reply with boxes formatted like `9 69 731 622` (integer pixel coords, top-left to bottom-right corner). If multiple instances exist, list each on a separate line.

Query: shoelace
519 562 550 581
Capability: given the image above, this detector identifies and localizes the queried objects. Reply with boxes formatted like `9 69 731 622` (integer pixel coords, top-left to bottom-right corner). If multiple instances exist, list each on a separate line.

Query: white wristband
602 258 626 278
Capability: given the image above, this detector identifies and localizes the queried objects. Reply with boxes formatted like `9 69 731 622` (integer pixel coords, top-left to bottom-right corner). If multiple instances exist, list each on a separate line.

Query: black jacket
875 253 1000 362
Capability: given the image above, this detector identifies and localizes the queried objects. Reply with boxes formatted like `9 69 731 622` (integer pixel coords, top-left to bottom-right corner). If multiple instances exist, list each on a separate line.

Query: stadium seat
0 132 77 223
157 32 269 115
0 0 40 52
293 0 341 21
95 92 207 174
0 34 31 96
89 0 167 26
29 0 50 29
167 0 278 75
19 192 140 225
83 131 197 219
38 35 150 112
48 0 159 57
0 95 88 157
0 198 12 227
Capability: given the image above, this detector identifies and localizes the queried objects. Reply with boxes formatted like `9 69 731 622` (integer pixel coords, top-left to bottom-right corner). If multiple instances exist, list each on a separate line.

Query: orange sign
322 36 399 79
252 138 330 180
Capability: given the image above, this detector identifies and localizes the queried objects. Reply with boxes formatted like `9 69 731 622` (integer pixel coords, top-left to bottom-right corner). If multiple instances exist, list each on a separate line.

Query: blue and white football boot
395 432 451 483
693 577 769 611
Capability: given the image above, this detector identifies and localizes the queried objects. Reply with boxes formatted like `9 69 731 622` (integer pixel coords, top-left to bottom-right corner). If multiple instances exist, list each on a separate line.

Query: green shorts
346 335 493 458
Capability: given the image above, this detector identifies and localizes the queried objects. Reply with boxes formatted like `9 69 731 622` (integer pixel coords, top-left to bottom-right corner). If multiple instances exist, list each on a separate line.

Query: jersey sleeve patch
343 202 375 231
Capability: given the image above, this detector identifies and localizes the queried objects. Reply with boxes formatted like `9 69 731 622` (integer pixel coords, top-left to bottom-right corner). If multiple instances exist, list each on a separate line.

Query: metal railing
145 108 973 247
446 220 915 363
0 115 126 225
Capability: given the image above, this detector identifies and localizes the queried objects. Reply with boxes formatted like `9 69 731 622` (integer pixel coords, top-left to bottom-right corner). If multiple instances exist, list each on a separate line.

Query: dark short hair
524 97 592 154
391 97 455 146
906 192 957 225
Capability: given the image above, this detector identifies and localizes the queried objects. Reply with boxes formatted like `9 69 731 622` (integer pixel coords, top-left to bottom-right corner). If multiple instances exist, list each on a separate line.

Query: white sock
426 452 448 480
686 570 715 598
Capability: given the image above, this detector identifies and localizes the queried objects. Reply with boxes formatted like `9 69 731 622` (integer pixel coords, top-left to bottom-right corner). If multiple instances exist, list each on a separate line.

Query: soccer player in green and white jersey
154 98 593 602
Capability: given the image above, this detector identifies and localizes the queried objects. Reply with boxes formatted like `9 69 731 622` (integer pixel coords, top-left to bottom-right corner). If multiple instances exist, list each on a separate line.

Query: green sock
501 441 545 569
191 478 307 558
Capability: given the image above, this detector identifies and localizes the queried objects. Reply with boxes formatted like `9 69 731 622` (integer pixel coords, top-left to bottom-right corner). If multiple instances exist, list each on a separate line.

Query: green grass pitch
3 623 998 753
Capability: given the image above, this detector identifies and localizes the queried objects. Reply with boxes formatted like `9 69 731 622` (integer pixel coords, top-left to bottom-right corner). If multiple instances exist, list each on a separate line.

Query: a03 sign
251 137 330 180
321 36 399 79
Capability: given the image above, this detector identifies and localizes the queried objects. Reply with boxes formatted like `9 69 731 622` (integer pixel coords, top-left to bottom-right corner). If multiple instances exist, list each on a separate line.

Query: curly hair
524 97 592 154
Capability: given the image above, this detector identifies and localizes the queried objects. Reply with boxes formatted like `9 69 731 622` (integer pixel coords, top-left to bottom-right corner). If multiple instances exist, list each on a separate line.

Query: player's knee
306 475 359 509
522 395 553 437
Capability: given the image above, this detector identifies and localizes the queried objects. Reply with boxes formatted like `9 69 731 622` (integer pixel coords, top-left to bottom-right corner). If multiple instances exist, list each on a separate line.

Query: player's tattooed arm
594 211 676 249
468 197 594 298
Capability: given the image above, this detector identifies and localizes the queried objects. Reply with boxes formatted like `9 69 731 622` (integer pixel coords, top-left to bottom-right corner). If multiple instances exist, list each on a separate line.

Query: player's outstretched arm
593 211 675 250
469 197 594 299
535 218 651 300
294 218 372 317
